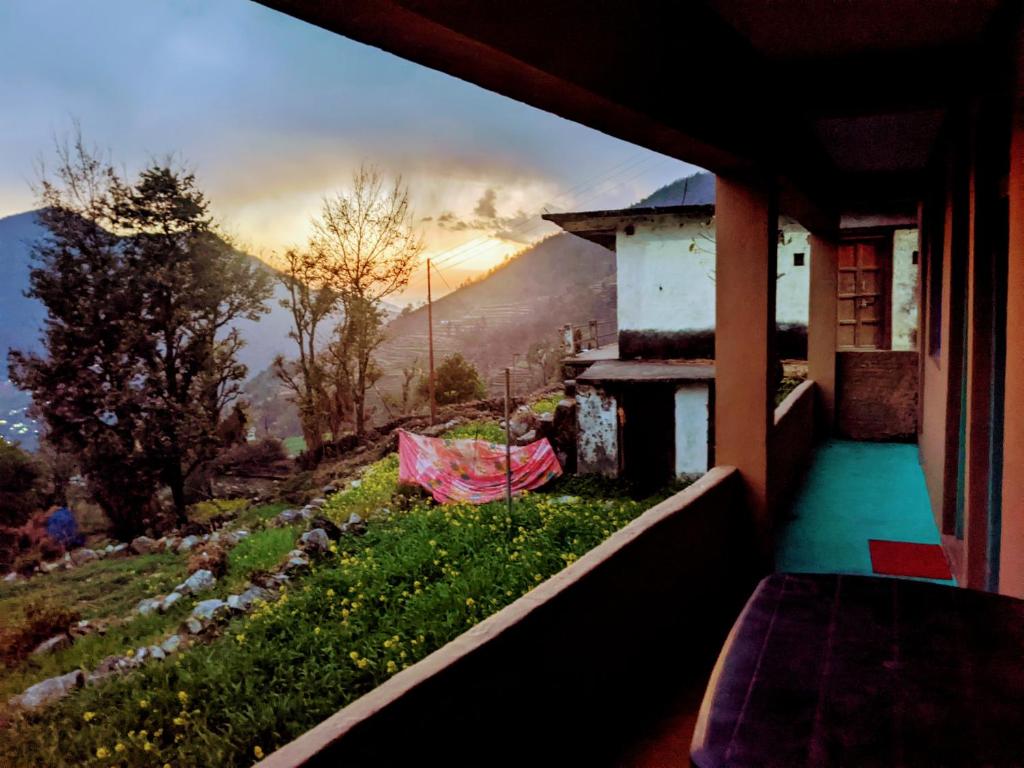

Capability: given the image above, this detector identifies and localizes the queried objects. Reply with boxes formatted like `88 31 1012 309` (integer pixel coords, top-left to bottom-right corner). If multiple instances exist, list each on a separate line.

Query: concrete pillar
808 234 838 432
999 18 1024 597
715 176 777 535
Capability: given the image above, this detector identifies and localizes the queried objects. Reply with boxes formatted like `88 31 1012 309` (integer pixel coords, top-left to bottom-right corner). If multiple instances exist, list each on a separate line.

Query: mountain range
0 172 713 449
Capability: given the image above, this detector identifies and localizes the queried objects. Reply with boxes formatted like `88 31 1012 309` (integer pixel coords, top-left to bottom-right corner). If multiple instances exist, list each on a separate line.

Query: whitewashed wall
576 385 619 477
674 383 710 478
891 228 920 350
614 216 811 333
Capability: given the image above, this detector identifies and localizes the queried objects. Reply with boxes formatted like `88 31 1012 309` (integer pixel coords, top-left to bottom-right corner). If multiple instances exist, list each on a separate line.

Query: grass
189 499 250 525
0 456 676 767
223 528 299 592
530 394 562 415
441 420 507 444
0 554 189 700
282 436 306 457
0 503 291 703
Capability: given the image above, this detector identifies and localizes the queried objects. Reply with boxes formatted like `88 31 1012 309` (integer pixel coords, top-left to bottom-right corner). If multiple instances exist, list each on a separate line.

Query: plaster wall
614 218 812 335
576 384 618 476
674 384 711 477
892 228 920 350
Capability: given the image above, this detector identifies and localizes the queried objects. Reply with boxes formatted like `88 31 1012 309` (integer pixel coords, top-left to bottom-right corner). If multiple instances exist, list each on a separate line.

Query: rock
87 655 135 685
31 634 71 656
176 535 200 554
40 561 63 574
514 429 537 447
133 647 149 663
164 537 180 552
148 645 166 661
227 585 269 612
347 513 363 526
184 617 204 635
4 571 19 582
10 670 84 711
104 544 115 554
191 598 227 621
309 515 343 540
160 634 183 654
159 591 183 613
70 548 98 566
110 543 129 557
284 555 309 572
274 509 301 526
299 506 315 519
350 479 362 489
322 484 337 495
136 597 162 616
130 536 159 555
299 528 331 555
308 497 327 508
70 619 93 638
176 569 216 596
508 406 539 439
234 529 250 540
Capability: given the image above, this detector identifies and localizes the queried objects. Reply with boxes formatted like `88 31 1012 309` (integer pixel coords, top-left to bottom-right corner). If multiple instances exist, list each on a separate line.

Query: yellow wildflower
177 690 189 705
357 658 369 669
139 698 149 709
236 633 246 645
83 711 96 722
144 742 154 752
465 597 475 607
173 716 187 727
326 588 335 598
96 746 110 758
254 745 265 759
115 743 125 753
314 626 321 635
386 660 398 674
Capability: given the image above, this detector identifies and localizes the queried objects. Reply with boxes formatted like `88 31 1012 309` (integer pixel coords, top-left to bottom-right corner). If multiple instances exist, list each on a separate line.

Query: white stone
159 591 183 612
148 645 166 661
160 634 183 654
9 670 83 710
31 634 71 656
176 569 216 595
136 597 162 616
191 598 227 621
176 535 200 554
299 528 330 554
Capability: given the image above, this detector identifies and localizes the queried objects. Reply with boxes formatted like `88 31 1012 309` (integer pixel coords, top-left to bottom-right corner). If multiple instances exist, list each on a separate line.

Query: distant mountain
633 171 714 208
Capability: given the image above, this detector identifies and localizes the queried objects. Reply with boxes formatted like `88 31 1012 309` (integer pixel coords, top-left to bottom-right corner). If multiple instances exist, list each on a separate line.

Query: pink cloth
397 429 562 504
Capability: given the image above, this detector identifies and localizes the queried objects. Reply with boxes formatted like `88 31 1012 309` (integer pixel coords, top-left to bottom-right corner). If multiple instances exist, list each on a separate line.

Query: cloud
473 188 498 219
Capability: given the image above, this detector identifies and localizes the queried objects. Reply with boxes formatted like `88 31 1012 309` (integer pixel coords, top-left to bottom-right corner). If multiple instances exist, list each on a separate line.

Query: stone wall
836 350 919 440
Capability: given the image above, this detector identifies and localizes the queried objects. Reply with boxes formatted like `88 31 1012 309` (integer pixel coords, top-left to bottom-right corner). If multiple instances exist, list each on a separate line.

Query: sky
0 0 699 302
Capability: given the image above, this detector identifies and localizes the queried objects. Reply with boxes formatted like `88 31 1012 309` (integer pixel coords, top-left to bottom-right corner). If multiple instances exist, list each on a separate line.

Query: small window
792 252 805 267
912 250 919 265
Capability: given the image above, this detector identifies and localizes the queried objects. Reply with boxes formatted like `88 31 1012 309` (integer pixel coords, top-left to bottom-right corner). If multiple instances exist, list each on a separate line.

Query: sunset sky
0 0 698 302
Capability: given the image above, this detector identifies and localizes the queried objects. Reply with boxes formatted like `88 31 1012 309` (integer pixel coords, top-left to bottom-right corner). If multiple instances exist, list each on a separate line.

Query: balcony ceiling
259 0 1008 218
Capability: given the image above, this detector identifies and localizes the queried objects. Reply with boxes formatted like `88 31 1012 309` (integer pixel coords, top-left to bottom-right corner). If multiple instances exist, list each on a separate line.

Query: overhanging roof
257 0 1009 227
542 205 715 250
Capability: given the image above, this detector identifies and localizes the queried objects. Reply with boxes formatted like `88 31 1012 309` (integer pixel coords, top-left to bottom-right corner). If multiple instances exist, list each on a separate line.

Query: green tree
420 353 486 405
0 439 42 528
9 136 271 535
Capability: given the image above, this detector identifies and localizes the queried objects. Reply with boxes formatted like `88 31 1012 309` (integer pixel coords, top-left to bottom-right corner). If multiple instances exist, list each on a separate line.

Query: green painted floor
775 440 956 585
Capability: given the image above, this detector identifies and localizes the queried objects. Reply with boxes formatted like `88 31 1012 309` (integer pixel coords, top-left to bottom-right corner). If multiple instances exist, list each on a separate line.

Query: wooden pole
505 367 513 518
427 258 437 425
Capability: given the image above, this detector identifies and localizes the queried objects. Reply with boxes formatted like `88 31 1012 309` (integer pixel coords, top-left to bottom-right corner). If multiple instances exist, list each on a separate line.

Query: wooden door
837 240 891 348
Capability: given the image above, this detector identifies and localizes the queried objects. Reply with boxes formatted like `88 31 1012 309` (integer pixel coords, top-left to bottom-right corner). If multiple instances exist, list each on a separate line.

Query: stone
10 670 84 711
31 634 71 656
148 645 166 661
234 529 250 540
164 537 180 552
160 634 183 654
191 598 227 621
137 597 162 616
4 571 19 582
70 548 98 566
184 617 204 635
40 561 63 574
350 479 362 489
110 543 129 557
133 647 149 663
284 557 309 572
87 655 131 685
275 509 301 526
515 429 537 447
130 536 159 555
347 513 363 526
160 591 183 612
299 528 330 555
310 515 343 539
177 535 200 554
308 497 327 508
176 569 216 596
322 484 338 495
228 585 269 612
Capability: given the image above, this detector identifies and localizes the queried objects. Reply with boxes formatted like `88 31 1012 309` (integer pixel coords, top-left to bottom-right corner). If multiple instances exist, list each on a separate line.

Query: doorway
837 238 892 349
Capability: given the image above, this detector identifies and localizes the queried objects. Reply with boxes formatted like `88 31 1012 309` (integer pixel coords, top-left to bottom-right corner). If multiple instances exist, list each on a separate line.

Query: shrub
418 353 486 405
0 601 80 664
0 439 42 528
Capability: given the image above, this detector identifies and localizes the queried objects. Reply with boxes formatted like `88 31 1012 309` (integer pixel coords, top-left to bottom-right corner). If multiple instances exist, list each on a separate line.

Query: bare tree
313 166 422 435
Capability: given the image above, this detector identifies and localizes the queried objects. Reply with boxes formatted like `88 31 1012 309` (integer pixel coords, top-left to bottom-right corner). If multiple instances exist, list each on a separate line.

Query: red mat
869 539 952 580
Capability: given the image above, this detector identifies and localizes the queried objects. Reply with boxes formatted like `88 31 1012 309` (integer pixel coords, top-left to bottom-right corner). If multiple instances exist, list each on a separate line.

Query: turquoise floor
775 440 956 585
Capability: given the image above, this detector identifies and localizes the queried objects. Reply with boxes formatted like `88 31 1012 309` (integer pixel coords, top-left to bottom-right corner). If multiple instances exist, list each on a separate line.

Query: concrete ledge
771 380 817 517
260 466 756 768
837 350 919 441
